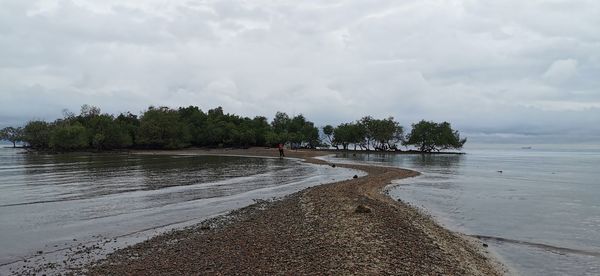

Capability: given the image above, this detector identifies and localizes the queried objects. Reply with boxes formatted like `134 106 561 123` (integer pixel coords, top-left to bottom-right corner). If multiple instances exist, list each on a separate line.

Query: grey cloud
0 0 599 144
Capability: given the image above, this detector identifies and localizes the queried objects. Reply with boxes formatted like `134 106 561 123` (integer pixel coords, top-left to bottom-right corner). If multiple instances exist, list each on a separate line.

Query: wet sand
85 148 505 275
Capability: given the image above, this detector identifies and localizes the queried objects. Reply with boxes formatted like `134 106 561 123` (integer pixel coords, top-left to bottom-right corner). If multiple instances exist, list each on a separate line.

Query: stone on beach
82 148 505 276
355 204 372 213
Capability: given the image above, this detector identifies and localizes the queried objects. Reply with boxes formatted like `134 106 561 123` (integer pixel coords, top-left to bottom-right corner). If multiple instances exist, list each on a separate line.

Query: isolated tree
333 123 365 150
333 123 353 150
357 117 404 150
0 127 24 148
352 123 368 150
359 116 374 150
434 121 467 151
404 120 466 152
371 117 403 150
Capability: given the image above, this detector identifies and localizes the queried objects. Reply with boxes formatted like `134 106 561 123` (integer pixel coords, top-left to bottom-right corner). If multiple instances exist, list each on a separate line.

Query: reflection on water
335 152 464 171
324 148 600 276
0 148 361 268
11 153 276 206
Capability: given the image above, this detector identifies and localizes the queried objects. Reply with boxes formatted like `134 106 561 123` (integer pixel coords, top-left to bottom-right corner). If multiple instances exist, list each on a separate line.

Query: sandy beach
75 147 505 275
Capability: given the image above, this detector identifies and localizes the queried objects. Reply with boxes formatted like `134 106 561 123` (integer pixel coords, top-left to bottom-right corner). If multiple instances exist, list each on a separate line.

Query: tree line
1 105 466 152
322 117 466 152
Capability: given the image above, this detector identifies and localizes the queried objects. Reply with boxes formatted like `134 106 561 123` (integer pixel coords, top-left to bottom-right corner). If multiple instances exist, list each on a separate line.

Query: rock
353 175 358 179
355 205 372 213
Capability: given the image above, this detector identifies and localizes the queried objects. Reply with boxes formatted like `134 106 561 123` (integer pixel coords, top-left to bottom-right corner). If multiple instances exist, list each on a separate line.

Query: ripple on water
0 148 364 273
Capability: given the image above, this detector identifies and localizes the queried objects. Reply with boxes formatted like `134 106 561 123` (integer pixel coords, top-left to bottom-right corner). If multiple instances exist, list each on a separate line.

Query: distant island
1 104 466 153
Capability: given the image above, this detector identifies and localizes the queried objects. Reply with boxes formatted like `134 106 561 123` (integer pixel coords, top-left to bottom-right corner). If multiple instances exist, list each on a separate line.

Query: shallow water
323 145 600 276
0 148 361 271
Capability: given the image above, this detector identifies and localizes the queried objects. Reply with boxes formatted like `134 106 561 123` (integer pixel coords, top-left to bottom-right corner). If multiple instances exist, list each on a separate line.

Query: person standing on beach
278 143 285 158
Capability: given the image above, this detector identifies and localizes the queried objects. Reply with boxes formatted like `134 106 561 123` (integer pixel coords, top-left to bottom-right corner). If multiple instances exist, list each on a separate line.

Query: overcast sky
1 0 599 143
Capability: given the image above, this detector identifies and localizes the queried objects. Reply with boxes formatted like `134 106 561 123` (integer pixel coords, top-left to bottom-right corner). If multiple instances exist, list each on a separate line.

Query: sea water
0 148 361 271
322 144 600 276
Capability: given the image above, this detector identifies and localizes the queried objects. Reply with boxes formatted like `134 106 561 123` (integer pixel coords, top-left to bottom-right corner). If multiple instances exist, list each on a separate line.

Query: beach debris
353 175 358 179
497 170 503 173
482 243 488 248
331 164 336 168
355 204 372 213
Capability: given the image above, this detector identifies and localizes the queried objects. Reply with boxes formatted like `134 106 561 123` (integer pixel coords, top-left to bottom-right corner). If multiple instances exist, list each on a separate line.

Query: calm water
0 148 361 271
323 145 600 276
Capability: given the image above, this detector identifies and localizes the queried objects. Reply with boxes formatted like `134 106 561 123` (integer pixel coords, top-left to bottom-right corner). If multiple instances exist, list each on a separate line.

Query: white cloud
0 0 599 142
542 59 578 84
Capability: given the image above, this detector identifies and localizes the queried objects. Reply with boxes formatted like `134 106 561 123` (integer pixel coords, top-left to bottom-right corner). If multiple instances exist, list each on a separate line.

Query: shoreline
8 146 466 155
81 147 505 275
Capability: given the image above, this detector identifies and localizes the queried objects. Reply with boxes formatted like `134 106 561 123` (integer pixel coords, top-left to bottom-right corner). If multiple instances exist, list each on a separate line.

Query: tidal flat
0 148 362 274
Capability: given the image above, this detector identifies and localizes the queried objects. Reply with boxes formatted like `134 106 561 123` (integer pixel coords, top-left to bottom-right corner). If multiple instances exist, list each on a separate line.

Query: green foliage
23 121 52 149
264 131 282 146
332 123 351 150
12 104 465 153
49 122 89 151
14 105 325 151
303 124 320 148
90 115 133 149
137 106 191 149
404 120 466 152
249 116 270 146
115 112 139 146
332 117 403 151
75 110 131 150
271 112 290 134
268 112 319 148
0 126 24 147
368 117 403 150
178 106 208 145
358 116 374 150
333 123 364 150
